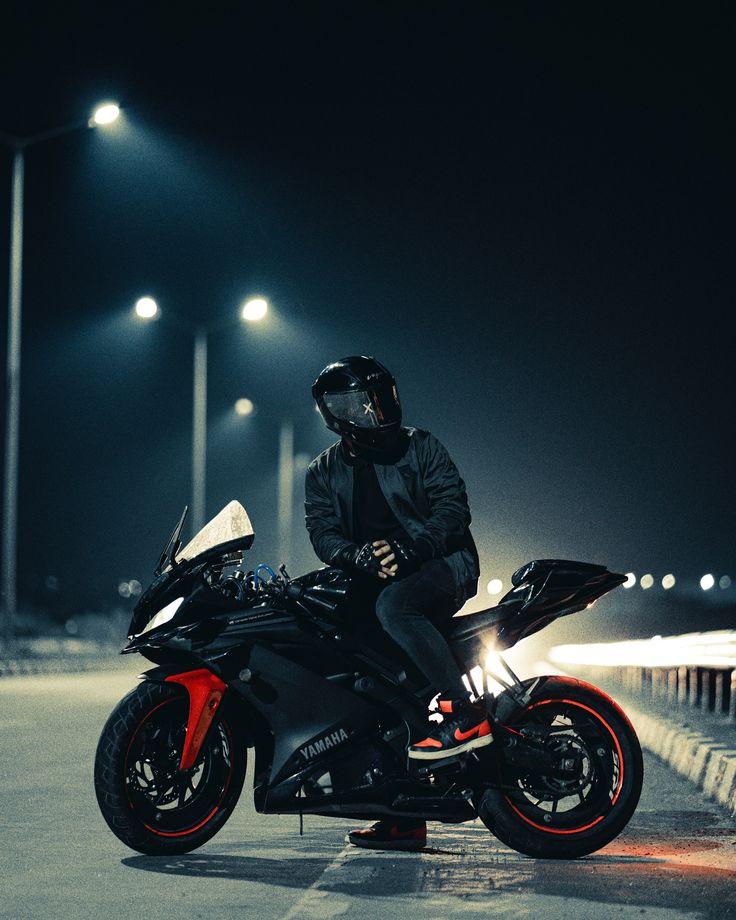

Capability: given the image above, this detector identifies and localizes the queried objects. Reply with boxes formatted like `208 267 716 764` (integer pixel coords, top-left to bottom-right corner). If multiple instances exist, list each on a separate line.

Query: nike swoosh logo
454 724 483 742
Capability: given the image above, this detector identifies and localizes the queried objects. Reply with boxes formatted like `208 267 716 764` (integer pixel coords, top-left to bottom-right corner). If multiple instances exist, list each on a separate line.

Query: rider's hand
371 540 399 579
353 542 388 578
382 537 434 576
334 542 396 579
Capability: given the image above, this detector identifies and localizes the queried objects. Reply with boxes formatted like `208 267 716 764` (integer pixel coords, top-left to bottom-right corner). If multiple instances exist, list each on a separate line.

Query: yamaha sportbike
94 500 642 859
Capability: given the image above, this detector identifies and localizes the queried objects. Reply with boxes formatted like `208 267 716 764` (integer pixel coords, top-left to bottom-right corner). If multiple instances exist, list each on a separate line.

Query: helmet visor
322 383 399 429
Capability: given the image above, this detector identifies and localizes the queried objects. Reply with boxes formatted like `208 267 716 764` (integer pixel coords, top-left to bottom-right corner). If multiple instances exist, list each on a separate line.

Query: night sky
1 3 733 643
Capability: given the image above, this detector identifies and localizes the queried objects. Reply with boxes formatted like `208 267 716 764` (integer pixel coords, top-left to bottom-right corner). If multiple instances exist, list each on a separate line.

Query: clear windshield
174 500 255 563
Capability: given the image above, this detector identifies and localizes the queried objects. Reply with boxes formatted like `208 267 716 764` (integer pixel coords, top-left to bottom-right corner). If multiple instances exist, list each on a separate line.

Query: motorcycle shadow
120 843 468 888
121 853 334 887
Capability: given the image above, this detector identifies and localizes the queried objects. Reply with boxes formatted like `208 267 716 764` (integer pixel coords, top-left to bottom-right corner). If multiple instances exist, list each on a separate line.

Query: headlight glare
139 596 184 636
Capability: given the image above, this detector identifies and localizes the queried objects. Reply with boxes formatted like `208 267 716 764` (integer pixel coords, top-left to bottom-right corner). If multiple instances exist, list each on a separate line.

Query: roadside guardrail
548 630 736 721
548 630 736 815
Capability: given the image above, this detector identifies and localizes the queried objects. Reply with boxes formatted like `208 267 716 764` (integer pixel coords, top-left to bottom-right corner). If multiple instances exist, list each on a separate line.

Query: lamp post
1 102 121 652
233 408 298 570
277 419 295 567
136 297 269 536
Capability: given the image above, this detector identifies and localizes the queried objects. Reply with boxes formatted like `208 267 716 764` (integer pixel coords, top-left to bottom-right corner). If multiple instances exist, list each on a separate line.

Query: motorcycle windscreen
174 500 255 564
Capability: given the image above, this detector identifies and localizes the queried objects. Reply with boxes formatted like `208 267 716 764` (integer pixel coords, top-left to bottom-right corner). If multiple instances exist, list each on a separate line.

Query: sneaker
408 697 492 760
347 819 427 851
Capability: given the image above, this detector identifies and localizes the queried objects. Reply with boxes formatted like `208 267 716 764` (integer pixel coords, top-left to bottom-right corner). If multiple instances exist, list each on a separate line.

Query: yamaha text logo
299 728 349 761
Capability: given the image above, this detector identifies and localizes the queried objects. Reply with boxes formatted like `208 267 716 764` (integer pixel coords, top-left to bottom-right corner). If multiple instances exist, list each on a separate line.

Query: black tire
477 677 643 859
94 681 247 855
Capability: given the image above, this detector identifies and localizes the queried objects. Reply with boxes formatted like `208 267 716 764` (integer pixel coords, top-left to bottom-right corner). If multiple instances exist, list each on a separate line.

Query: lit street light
234 397 255 416
1 102 121 653
134 296 159 319
135 298 269 535
241 297 269 322
90 103 121 126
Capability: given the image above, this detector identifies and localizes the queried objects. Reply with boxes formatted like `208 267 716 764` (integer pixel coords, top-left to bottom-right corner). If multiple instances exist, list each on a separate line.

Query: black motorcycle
94 500 642 859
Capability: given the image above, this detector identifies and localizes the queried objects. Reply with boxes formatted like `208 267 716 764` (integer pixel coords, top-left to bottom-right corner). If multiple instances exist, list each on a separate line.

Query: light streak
549 631 736 669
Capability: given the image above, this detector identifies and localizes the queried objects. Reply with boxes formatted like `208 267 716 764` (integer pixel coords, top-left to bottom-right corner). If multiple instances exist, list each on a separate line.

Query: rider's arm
411 431 472 558
304 462 358 567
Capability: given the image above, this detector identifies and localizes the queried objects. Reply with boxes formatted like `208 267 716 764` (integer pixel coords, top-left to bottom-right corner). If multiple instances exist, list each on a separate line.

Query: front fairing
127 501 255 639
127 559 204 639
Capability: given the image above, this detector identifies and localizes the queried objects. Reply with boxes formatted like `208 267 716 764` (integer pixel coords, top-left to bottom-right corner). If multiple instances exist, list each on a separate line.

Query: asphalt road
1 665 735 919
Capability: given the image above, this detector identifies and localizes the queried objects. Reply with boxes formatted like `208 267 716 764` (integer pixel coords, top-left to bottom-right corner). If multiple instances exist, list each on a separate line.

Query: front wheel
94 680 247 855
477 677 643 859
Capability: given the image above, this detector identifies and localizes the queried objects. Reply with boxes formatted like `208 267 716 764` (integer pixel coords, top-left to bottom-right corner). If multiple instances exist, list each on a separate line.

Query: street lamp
136 298 269 535
1 101 121 652
241 297 268 322
134 296 159 319
91 103 121 127
234 397 255 417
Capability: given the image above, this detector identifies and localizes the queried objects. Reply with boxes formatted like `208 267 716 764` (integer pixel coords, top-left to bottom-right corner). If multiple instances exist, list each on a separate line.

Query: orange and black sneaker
347 819 427 851
408 697 492 760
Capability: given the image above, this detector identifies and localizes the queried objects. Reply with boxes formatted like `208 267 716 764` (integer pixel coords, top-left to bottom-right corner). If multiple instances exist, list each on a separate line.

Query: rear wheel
477 679 643 858
94 681 247 855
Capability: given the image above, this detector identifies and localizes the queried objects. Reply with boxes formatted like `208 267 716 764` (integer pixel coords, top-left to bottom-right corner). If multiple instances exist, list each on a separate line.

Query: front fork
163 669 227 770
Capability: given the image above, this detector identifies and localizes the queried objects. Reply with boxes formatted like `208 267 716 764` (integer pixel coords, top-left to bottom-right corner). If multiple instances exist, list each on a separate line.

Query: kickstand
299 809 303 836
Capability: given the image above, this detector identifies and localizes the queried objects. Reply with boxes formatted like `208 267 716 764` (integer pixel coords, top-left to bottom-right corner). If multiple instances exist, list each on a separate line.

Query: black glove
332 543 384 578
387 537 434 575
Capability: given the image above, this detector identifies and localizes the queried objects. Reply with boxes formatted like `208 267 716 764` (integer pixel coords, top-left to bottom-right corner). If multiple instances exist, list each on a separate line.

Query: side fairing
230 644 382 789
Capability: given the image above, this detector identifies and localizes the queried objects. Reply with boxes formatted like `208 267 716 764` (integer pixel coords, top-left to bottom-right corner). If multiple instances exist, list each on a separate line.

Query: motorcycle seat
510 558 607 587
443 606 503 641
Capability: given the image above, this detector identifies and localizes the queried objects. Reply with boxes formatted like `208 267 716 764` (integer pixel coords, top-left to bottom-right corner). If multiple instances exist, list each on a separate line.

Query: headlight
138 596 185 636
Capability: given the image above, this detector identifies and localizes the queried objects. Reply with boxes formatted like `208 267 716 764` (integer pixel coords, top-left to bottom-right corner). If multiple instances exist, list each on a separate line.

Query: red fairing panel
165 669 227 770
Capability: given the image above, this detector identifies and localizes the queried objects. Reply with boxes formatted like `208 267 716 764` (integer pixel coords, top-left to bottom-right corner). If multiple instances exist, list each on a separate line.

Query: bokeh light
234 397 255 417
486 578 503 596
640 574 654 590
661 573 676 589
623 572 636 588
118 579 142 598
719 575 732 589
700 573 715 591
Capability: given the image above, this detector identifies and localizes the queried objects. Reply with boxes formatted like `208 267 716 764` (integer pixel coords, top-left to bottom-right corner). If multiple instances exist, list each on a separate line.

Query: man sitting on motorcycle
305 355 488 851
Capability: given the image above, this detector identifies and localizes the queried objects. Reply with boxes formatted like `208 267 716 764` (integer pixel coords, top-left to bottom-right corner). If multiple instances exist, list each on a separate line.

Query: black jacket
304 427 480 607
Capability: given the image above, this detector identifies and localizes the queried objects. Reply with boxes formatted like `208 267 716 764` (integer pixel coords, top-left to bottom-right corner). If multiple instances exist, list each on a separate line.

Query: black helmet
312 356 402 451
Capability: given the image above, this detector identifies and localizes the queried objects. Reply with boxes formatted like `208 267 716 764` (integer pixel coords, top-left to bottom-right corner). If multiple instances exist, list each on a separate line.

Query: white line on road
281 842 354 920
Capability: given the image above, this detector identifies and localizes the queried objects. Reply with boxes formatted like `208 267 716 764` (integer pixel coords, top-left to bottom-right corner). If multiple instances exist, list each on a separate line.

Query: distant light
241 298 268 322
640 574 654 590
550 630 736 669
486 578 503 596
700 573 715 591
720 575 732 590
662 574 676 590
118 581 131 598
135 296 159 319
234 398 255 417
623 572 636 589
91 102 120 126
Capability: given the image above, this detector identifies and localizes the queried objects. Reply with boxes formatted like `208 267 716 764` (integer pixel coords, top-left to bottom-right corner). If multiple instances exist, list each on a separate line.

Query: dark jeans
355 558 468 699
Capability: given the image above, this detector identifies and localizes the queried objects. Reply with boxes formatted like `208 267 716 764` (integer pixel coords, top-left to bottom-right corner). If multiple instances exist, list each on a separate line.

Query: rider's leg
374 559 491 760
373 558 467 698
